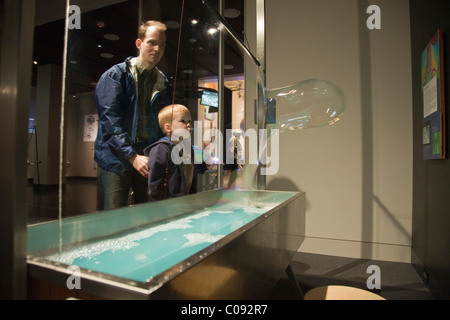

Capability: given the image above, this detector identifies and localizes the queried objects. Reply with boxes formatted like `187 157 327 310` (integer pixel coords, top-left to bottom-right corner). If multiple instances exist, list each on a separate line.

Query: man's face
136 26 166 69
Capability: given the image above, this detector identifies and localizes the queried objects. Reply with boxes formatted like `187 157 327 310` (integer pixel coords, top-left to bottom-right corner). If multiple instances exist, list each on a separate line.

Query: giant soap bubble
247 77 346 207
265 78 346 132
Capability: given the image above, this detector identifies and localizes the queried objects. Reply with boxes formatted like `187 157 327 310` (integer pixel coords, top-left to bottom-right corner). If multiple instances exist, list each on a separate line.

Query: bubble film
266 79 346 132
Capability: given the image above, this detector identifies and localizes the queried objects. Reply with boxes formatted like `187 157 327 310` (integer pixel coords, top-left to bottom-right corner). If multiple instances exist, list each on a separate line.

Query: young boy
144 104 196 201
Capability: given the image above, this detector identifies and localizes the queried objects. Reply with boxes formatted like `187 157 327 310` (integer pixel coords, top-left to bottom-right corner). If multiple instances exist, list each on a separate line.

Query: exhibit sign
83 114 98 142
421 29 446 159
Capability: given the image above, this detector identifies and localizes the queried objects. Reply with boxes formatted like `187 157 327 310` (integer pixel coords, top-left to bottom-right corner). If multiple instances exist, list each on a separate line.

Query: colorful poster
421 30 446 159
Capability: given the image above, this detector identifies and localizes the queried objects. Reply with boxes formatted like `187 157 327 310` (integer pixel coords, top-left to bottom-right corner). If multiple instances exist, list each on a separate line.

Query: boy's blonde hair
158 104 190 133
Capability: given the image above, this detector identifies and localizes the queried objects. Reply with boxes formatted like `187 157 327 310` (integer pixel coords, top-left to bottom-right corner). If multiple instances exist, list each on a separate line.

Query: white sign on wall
84 114 98 142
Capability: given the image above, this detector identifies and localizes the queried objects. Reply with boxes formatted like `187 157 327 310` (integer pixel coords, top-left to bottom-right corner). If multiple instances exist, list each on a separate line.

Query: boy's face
170 111 192 134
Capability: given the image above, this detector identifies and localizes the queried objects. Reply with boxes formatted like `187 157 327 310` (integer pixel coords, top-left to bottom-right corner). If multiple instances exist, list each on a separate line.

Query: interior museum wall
65 92 97 178
263 0 413 262
410 0 450 298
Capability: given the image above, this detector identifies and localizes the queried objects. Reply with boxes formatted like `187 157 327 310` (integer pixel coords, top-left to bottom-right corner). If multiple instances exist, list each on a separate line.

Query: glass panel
141 0 223 192
28 2 68 224
27 0 247 225
27 1 309 299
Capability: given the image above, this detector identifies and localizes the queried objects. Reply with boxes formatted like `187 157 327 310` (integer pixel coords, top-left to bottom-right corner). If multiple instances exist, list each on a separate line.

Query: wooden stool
304 285 385 300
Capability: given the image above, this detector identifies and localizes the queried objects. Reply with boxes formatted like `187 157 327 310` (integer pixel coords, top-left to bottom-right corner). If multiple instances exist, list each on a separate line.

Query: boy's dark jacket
144 136 197 201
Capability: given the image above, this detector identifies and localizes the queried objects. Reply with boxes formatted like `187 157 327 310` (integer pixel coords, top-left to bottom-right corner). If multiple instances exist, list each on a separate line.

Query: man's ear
135 38 142 50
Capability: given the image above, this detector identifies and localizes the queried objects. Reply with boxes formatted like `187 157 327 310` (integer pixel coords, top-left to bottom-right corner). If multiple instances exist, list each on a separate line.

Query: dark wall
410 0 450 299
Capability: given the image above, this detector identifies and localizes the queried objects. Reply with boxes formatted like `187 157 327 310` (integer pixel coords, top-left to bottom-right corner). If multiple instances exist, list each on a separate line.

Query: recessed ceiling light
104 33 120 41
164 20 180 29
69 60 78 64
224 65 234 70
100 53 114 59
208 28 218 35
224 8 241 18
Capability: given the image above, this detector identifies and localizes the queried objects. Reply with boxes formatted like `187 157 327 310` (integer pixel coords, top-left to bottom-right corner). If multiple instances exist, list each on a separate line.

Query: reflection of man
94 21 172 210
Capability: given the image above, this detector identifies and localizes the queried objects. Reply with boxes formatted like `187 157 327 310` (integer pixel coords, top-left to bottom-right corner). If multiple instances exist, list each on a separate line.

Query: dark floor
28 178 435 300
269 252 435 300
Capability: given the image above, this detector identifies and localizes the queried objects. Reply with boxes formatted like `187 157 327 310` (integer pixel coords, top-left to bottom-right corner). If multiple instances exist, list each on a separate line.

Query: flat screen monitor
200 90 219 108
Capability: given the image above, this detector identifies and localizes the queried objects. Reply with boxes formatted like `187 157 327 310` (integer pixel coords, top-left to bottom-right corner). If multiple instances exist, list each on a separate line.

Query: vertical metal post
217 0 224 190
256 0 266 190
138 0 142 56
256 0 266 85
0 0 36 299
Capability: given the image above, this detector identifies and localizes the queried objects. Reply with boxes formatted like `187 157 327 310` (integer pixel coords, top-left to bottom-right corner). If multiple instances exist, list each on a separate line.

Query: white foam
182 233 225 248
46 210 214 265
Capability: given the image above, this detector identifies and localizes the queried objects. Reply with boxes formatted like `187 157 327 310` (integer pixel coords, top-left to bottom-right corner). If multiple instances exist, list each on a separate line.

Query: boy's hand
129 154 149 178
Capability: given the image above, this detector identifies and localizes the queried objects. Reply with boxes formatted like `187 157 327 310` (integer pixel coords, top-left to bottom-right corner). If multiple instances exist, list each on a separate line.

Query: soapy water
46 197 277 282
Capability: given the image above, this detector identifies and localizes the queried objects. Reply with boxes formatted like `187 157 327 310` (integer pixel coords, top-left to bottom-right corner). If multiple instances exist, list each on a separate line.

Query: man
94 21 173 210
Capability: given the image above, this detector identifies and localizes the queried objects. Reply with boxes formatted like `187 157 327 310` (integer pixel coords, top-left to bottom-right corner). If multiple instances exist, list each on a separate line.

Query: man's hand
129 154 149 178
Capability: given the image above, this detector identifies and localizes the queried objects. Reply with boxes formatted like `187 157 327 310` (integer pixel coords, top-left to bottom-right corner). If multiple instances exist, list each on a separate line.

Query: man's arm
96 67 137 163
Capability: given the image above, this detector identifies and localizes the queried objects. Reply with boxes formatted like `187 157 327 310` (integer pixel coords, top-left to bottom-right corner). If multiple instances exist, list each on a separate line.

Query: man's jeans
97 166 148 210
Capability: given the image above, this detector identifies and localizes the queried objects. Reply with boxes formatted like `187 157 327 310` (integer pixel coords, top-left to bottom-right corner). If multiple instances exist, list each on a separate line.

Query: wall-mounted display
421 29 446 159
83 114 98 142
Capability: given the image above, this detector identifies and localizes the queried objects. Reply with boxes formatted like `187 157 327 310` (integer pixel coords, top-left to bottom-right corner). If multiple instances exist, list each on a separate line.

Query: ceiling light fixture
100 53 114 59
224 8 241 18
164 20 180 29
208 28 218 35
104 33 120 41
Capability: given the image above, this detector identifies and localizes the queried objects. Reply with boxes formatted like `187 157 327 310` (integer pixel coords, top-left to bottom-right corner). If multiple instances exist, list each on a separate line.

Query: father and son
94 20 243 210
